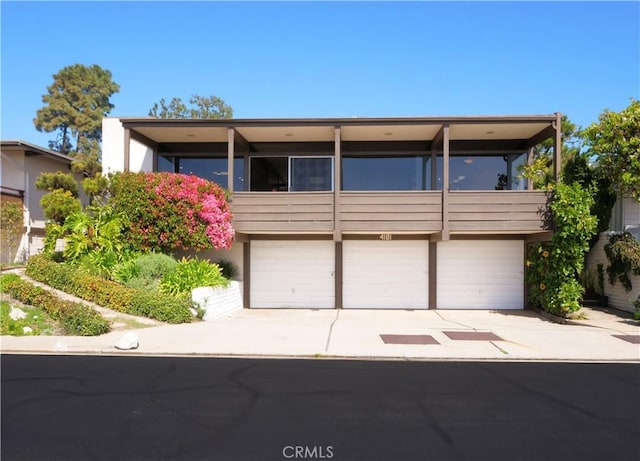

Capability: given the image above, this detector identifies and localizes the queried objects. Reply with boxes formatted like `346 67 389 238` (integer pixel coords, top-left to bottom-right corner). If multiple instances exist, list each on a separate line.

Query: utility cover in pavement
612 335 640 344
443 331 503 341
380 334 440 345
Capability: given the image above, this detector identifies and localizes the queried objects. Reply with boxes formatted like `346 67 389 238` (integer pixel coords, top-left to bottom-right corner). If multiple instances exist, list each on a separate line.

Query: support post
429 241 437 309
333 126 342 242
553 112 562 182
335 241 343 309
227 128 235 195
441 124 450 241
243 241 250 308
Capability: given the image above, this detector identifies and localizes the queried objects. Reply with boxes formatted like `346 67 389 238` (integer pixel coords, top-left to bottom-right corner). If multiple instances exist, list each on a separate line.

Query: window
342 155 435 191
249 156 333 192
448 153 527 190
157 156 245 190
290 157 333 191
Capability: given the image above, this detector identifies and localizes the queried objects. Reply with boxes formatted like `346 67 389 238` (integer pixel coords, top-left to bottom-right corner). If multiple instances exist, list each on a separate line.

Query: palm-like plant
62 206 132 276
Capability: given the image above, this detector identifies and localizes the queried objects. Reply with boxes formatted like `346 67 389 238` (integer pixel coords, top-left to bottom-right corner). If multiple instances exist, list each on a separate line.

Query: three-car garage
248 238 525 310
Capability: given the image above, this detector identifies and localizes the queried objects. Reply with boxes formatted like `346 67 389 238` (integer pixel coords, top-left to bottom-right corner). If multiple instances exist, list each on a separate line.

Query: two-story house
102 114 563 310
1 140 75 263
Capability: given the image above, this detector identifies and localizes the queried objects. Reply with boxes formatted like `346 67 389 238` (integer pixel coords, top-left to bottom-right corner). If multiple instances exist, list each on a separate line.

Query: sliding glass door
249 156 333 192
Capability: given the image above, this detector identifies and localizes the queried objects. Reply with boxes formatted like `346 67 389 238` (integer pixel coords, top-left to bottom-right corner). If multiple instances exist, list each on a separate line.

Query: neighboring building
0 140 74 263
102 114 564 310
586 195 640 313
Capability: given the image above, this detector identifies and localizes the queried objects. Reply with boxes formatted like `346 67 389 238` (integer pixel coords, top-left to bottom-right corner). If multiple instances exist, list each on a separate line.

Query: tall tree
583 99 640 202
34 64 120 175
522 115 581 189
148 95 233 119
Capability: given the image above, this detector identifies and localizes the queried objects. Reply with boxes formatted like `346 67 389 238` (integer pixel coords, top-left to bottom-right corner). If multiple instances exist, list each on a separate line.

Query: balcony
231 190 550 235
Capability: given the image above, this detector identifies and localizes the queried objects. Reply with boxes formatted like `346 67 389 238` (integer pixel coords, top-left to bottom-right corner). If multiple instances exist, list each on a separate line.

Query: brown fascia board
120 114 560 129
1 140 74 163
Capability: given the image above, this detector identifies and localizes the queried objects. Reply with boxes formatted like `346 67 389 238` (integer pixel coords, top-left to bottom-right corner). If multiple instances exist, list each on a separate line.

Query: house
0 140 76 263
586 195 640 313
102 114 564 310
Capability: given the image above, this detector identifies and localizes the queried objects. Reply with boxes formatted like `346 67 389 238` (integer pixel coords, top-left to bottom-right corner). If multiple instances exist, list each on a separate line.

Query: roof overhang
1 140 74 163
120 114 559 145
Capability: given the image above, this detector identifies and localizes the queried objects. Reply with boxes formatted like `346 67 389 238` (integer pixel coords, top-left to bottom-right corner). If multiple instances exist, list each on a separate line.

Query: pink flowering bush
109 172 234 252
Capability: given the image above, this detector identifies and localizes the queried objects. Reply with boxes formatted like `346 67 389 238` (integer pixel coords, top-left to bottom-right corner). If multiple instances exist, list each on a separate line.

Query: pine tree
34 64 120 158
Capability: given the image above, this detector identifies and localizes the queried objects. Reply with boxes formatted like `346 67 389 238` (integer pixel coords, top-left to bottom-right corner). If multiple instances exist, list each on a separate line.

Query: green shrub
134 253 177 279
216 258 238 279
526 182 598 316
40 189 81 225
0 274 109 336
129 291 192 324
35 172 79 196
160 257 229 296
25 254 191 323
604 232 640 292
114 253 177 290
1 201 24 263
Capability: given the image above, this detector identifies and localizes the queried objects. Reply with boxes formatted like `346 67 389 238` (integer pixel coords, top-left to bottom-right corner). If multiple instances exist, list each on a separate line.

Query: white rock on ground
115 332 139 350
9 307 27 321
22 326 33 334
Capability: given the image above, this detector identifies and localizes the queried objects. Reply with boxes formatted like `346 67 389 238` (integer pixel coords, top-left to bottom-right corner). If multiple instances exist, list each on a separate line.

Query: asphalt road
1 355 639 461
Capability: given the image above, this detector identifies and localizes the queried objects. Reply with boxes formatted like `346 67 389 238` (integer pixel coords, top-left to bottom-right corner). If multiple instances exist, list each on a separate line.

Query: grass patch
0 300 59 336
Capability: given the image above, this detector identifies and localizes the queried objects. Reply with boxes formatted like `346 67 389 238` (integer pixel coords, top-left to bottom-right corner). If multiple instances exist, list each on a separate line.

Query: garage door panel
251 241 334 308
437 240 523 309
343 240 428 309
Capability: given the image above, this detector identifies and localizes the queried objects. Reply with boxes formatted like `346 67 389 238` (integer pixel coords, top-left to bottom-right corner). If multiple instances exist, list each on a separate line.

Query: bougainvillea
108 172 234 252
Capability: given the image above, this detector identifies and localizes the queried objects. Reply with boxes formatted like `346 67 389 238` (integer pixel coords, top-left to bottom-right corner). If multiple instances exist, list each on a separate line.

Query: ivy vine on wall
604 232 640 292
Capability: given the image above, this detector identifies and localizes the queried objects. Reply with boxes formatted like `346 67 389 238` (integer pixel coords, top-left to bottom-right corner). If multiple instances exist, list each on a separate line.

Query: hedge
26 255 192 324
0 274 110 336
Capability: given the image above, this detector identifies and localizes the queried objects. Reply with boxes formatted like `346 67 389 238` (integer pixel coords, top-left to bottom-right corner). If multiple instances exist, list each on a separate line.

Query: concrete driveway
2 307 638 361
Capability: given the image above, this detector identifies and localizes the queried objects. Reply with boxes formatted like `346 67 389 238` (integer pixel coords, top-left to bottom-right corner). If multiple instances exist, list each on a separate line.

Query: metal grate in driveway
379 334 440 345
612 335 640 344
443 331 503 341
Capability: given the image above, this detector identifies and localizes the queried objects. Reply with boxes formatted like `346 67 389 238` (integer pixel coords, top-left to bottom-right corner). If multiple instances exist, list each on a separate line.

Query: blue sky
1 1 638 148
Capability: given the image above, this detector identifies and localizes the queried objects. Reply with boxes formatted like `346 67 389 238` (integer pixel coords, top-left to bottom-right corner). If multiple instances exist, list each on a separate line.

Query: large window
342 155 435 191
157 156 245 191
449 153 527 190
249 156 333 192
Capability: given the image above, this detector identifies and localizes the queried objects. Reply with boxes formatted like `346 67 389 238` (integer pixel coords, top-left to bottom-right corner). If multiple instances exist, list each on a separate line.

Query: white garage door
343 240 429 309
250 240 335 308
437 240 524 309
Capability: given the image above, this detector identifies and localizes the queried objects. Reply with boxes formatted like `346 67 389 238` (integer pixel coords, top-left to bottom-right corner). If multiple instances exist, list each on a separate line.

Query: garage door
437 240 524 309
250 240 335 308
343 240 428 309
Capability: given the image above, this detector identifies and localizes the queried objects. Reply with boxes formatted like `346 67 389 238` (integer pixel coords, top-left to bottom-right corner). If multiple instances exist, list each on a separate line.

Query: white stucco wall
1 150 26 191
586 232 640 313
102 118 125 174
130 137 154 172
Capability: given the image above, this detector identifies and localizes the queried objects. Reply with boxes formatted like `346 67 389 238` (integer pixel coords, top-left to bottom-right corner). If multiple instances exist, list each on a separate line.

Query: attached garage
250 240 335 308
342 240 429 309
437 240 524 309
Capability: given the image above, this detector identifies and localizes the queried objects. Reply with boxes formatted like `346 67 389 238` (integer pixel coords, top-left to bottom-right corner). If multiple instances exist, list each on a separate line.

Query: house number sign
379 233 392 241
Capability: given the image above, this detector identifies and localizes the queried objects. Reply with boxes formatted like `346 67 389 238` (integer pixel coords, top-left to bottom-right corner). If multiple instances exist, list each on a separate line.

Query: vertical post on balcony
227 128 235 196
527 146 535 190
553 112 562 182
333 126 341 242
441 124 450 240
